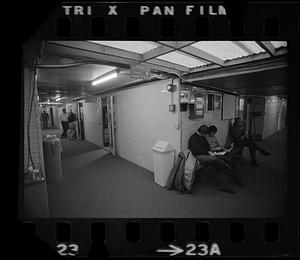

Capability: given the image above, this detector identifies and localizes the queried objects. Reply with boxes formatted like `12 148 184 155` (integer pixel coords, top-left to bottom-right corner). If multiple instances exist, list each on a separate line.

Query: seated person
188 125 235 193
231 118 271 167
206 125 244 187
206 125 231 152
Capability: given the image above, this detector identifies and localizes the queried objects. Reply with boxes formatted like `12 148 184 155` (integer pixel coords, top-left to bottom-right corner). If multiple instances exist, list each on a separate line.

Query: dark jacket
230 125 245 145
68 112 77 123
188 133 210 156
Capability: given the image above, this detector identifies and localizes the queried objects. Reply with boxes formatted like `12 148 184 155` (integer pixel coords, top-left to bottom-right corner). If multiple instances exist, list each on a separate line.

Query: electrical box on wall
169 104 176 112
180 91 191 103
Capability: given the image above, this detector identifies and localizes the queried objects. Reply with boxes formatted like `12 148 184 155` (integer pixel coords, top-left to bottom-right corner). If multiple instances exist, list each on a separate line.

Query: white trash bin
152 140 175 187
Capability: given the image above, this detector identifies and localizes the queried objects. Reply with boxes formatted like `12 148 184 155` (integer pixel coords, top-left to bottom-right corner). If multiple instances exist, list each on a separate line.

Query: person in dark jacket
41 110 49 129
188 125 235 193
230 118 271 167
68 108 77 139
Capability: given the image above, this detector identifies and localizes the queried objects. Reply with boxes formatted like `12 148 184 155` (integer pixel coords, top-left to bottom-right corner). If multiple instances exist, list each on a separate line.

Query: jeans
42 120 48 129
61 121 69 138
216 153 242 183
195 155 233 190
233 136 260 164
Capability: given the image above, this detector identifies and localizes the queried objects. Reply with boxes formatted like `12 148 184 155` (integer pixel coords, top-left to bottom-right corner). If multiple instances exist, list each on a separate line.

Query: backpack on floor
67 129 75 139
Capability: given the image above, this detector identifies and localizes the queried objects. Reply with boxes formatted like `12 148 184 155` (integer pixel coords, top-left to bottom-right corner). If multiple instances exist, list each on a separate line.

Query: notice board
222 93 236 120
189 93 205 119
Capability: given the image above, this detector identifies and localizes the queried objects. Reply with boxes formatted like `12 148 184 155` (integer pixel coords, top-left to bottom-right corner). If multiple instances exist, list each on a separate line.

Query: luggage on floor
166 150 197 194
67 128 75 139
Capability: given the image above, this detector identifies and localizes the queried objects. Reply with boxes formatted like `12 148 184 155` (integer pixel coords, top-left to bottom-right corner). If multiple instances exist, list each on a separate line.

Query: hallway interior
43 127 287 218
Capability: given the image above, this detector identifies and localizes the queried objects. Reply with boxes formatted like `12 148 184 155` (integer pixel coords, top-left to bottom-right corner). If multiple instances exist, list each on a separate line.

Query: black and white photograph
22 40 287 219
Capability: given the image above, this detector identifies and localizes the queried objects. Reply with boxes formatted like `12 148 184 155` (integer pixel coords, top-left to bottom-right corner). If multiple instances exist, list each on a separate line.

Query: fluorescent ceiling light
39 102 62 105
92 71 118 86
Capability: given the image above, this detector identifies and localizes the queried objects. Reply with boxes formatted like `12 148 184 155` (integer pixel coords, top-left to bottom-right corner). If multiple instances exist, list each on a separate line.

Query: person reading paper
188 125 235 193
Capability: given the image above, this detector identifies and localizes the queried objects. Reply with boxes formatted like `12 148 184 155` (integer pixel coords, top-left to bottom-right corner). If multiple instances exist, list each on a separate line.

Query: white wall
114 79 181 172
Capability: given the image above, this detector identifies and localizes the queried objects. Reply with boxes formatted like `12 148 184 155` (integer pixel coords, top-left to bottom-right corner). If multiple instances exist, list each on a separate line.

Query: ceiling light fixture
92 71 118 86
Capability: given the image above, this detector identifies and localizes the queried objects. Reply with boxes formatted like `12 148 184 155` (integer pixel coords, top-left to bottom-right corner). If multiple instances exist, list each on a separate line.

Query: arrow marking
157 244 184 256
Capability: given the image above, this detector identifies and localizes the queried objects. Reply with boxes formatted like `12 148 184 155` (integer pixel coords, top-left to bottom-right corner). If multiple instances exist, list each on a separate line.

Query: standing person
68 108 77 139
188 125 235 194
41 110 49 129
60 108 69 138
230 118 271 167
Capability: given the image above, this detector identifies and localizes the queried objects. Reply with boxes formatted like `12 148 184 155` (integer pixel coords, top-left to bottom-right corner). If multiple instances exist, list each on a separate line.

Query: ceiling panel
191 41 250 61
238 41 266 54
157 51 208 68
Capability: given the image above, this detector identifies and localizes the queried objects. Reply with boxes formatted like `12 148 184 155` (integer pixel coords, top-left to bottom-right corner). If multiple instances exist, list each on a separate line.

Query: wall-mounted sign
189 93 205 119
130 64 152 80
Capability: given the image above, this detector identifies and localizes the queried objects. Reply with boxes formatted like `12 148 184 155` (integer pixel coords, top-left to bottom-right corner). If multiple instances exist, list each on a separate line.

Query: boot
218 185 235 194
259 148 271 156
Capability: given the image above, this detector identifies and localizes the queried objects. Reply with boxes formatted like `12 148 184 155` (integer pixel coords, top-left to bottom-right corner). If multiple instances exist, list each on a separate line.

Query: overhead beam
49 41 142 61
142 45 174 61
147 58 190 72
157 41 196 49
44 42 185 74
185 55 287 81
231 41 254 55
256 41 276 56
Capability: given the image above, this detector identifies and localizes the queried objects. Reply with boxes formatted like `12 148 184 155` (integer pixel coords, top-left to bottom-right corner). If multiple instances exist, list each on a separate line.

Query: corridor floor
46 128 287 218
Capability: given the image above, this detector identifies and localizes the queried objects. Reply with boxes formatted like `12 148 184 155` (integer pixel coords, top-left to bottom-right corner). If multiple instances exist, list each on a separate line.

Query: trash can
152 140 175 187
43 135 63 183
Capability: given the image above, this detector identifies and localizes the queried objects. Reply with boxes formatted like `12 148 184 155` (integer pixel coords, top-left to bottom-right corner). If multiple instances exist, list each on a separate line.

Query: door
83 98 103 147
107 95 116 156
78 102 85 140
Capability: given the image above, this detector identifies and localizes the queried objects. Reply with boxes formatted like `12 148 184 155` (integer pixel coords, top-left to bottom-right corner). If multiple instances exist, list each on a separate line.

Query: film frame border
18 0 300 257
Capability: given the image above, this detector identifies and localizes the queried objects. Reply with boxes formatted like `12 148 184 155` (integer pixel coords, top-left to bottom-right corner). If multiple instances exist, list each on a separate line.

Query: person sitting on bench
231 118 271 167
206 125 244 187
188 125 235 194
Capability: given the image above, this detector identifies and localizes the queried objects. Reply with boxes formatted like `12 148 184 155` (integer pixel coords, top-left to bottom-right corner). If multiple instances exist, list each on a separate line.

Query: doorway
100 95 116 156
102 97 110 148
78 101 85 140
